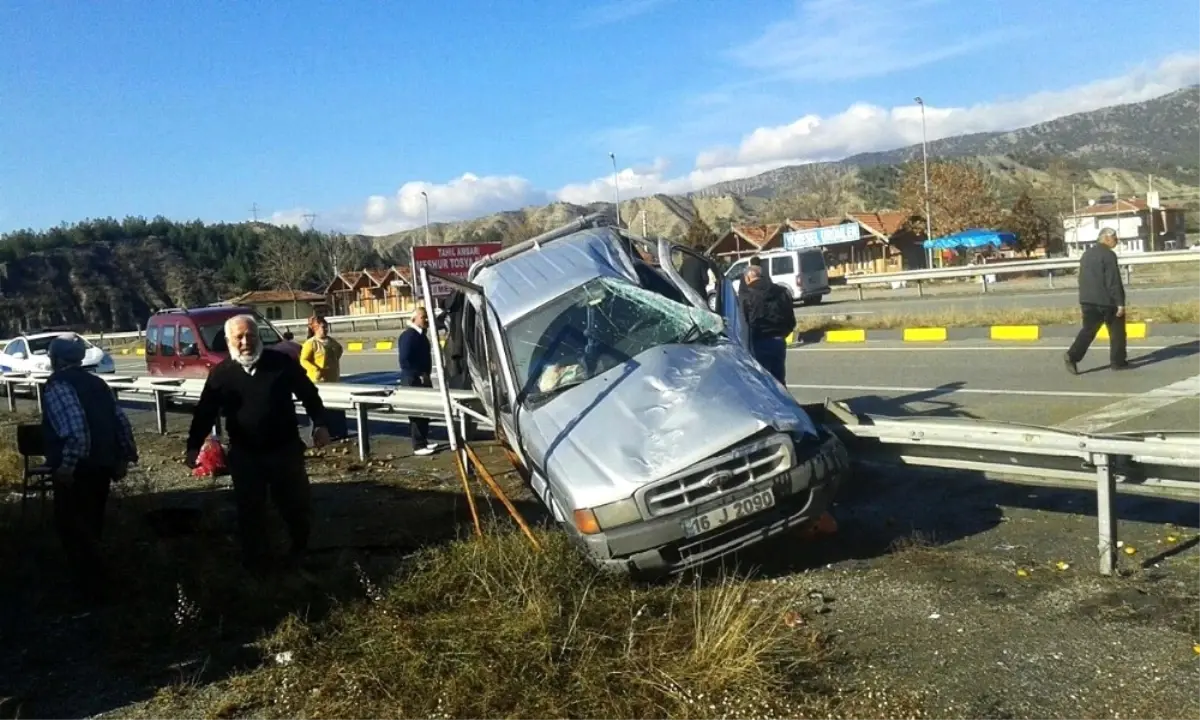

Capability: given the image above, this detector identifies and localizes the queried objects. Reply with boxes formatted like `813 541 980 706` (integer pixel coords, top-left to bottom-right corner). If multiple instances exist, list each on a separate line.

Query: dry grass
797 301 1200 333
1 471 911 720
0 421 26 490
135 528 840 719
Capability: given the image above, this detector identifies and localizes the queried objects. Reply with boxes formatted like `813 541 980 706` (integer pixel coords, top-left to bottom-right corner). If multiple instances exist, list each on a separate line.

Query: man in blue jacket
397 307 437 456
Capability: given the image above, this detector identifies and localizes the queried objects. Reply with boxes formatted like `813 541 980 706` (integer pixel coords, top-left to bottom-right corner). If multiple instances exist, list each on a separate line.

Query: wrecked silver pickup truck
438 213 849 575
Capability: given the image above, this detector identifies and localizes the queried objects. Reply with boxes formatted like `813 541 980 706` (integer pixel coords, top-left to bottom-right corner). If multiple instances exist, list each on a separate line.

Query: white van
725 248 831 305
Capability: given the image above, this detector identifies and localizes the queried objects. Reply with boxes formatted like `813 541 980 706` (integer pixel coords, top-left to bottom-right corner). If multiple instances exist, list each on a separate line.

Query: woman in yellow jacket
300 316 348 439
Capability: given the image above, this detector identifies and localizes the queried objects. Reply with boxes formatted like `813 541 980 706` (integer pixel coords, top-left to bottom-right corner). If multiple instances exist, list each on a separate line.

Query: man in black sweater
739 265 796 384
397 307 436 456
1065 228 1129 374
186 314 329 573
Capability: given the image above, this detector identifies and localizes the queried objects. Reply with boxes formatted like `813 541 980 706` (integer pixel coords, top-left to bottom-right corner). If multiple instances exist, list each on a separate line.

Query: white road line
1054 374 1200 432
785 383 1153 400
788 344 1186 353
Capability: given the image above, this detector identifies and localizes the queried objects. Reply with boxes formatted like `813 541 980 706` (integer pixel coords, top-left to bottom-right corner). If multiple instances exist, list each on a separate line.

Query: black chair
16 424 53 525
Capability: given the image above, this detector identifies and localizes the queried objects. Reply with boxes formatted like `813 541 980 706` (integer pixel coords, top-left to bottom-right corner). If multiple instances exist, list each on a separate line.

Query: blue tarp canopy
923 228 1018 250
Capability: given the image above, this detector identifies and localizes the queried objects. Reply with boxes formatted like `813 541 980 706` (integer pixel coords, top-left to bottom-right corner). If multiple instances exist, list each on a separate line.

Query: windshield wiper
677 320 719 344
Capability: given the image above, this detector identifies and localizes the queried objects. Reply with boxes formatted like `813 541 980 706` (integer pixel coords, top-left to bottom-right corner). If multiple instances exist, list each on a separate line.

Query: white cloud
359 173 550 236
727 0 1022 83
268 52 1199 235
699 52 1200 171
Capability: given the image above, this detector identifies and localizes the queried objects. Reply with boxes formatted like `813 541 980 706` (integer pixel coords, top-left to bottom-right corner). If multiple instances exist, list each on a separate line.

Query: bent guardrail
843 249 1200 299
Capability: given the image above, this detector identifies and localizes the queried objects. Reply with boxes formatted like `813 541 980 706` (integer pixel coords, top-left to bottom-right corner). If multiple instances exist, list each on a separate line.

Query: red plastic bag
192 435 228 478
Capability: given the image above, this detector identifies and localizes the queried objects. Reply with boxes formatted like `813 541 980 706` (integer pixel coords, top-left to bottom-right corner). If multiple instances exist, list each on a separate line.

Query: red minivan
144 306 302 378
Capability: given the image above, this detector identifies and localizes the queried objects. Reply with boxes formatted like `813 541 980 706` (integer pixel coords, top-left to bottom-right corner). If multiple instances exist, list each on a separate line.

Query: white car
0 331 116 375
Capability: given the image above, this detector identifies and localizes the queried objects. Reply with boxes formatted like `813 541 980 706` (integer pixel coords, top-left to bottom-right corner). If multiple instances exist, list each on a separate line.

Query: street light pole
915 96 933 267
609 152 621 227
420 191 430 246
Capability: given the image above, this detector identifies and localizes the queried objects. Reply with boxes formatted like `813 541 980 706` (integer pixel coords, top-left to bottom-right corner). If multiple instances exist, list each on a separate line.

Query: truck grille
638 433 794 518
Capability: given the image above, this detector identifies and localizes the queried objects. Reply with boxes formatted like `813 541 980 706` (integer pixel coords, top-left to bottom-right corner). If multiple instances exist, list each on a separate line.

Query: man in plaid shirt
43 336 138 605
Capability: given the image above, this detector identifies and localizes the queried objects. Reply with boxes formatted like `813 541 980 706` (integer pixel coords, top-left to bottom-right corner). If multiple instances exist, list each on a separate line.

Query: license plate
680 488 776 538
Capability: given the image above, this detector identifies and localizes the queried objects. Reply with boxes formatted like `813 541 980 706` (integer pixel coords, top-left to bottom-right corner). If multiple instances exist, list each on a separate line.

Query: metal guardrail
843 248 1200 299
810 399 1200 576
24 310 421 346
4 371 1196 576
0 370 486 462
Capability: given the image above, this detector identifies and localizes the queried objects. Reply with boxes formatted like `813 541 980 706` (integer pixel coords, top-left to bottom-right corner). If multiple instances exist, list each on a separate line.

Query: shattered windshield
505 275 725 401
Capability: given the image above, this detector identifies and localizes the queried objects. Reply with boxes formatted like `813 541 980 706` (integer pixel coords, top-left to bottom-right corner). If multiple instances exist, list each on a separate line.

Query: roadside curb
794 322 1199 345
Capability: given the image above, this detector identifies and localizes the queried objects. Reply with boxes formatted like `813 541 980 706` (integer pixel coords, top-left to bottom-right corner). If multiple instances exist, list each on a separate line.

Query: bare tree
257 232 317 316
316 232 369 281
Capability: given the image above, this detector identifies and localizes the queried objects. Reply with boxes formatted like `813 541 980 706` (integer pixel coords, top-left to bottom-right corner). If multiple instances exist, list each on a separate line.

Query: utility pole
302 212 317 230
915 96 933 267
420 191 430 246
1147 174 1156 251
1071 184 1078 253
250 203 259 222
609 152 621 227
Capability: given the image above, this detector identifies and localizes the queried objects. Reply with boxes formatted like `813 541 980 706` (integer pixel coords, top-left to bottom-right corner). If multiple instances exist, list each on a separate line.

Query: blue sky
1 0 1197 235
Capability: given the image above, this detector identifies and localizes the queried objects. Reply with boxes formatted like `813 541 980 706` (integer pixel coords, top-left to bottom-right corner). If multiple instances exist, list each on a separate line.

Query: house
1063 195 1187 258
323 266 418 317
227 290 328 322
707 223 786 262
706 213 925 277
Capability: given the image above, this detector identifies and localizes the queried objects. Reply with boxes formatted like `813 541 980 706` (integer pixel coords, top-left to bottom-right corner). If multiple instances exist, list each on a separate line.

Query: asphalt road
113 334 1200 434
798 281 1198 319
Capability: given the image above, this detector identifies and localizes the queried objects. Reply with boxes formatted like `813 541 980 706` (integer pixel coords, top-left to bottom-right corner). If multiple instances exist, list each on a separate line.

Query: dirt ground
1 405 1197 719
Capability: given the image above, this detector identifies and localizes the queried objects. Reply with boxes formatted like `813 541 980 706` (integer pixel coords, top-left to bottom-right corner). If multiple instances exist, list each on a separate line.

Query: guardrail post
354 402 371 460
856 284 864 301
1047 270 1055 289
1123 266 1132 285
916 280 924 298
4 380 14 413
980 274 989 294
153 390 169 435
34 383 43 415
1094 452 1117 576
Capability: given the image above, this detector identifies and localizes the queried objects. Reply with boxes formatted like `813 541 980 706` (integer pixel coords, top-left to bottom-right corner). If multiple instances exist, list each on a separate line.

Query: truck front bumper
568 430 849 576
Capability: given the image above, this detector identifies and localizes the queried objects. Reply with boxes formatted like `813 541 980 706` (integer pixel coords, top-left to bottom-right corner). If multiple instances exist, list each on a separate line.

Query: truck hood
517 342 817 510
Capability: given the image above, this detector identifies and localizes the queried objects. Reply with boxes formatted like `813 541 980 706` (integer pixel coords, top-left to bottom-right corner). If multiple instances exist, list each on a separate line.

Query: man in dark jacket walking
43 335 139 605
186 314 329 575
397 307 437 456
1065 228 1129 374
739 265 796 384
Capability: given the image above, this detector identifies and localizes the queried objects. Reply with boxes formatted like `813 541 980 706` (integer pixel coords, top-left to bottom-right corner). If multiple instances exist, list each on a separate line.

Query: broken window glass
505 276 724 401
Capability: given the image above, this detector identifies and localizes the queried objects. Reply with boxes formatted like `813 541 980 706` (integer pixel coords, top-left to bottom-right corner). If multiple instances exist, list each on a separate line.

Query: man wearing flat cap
42 335 139 605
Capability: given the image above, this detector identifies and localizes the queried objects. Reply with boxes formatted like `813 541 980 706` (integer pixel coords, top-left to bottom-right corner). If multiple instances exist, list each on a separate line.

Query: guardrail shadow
833 381 980 420
0 478 548 720
734 463 1198 581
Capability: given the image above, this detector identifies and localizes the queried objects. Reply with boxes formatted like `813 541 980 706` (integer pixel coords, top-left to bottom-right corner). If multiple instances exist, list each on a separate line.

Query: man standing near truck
1065 227 1129 374
397 307 438 457
185 313 329 575
739 265 795 384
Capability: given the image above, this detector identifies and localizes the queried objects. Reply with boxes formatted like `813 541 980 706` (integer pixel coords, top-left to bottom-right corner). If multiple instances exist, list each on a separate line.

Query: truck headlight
572 497 642 535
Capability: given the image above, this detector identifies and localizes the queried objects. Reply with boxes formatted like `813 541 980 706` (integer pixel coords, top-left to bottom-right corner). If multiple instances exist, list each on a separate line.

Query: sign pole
418 267 460 454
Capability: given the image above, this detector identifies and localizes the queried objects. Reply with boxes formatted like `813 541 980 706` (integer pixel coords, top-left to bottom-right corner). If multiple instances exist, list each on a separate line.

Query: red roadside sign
411 243 502 298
